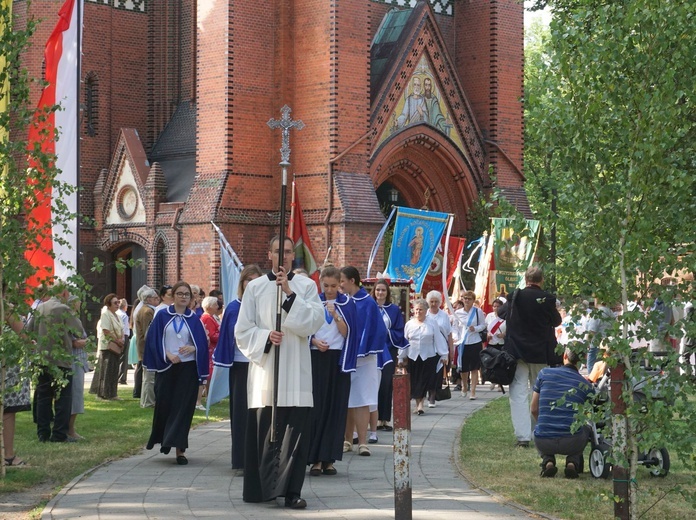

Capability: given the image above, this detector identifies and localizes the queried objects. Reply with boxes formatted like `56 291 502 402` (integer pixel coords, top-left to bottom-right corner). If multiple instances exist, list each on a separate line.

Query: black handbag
435 382 452 401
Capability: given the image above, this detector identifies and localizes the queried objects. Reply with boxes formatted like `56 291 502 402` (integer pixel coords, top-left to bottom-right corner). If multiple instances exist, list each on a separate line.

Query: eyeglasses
175 292 191 298
463 297 473 301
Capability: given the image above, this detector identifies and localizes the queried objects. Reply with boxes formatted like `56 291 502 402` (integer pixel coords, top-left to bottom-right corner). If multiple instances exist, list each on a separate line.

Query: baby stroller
587 359 672 479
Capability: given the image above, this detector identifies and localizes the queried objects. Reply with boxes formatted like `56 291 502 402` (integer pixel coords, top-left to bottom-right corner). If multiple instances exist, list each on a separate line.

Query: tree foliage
524 0 696 515
1 2 96 477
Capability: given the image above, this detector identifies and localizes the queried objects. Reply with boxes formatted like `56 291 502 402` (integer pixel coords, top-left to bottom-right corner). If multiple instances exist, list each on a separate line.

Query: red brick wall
454 0 524 189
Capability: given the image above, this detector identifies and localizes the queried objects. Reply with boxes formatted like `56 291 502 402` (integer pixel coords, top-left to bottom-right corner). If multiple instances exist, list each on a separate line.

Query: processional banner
384 207 450 293
491 218 541 296
420 236 466 297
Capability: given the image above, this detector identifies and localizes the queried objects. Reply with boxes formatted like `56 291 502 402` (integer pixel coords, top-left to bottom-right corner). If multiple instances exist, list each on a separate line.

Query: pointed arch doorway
112 243 148 304
371 124 481 236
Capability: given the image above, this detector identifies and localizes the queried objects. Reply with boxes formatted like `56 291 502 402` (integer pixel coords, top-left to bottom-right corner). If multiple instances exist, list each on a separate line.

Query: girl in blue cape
307 266 360 476
340 266 388 457
144 281 209 465
212 264 263 470
371 279 408 434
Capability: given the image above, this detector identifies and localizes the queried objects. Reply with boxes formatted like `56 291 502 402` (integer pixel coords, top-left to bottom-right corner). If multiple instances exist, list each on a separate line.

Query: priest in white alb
235 236 324 509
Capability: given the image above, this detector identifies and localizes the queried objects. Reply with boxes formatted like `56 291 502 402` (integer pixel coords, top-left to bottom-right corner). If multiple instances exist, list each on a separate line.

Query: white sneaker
428 402 436 408
461 391 468 398
368 431 378 444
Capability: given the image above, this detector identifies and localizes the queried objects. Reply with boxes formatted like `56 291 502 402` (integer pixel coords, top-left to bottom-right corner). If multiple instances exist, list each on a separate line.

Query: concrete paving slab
42 386 539 519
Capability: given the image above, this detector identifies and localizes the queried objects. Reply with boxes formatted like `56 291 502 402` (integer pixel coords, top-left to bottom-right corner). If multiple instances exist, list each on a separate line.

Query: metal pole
267 105 304 443
393 368 412 520
270 165 288 443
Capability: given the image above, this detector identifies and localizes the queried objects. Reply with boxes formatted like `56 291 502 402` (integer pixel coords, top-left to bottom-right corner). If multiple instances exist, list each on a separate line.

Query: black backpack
479 346 517 385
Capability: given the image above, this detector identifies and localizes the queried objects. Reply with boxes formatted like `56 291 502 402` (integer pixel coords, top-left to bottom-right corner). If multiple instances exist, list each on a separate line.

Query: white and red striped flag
25 0 82 288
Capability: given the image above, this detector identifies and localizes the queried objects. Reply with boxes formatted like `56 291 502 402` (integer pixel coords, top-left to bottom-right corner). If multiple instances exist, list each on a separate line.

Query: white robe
235 273 324 408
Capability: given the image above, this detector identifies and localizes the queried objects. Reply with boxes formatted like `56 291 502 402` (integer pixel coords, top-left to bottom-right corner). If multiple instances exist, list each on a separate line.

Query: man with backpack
498 266 562 448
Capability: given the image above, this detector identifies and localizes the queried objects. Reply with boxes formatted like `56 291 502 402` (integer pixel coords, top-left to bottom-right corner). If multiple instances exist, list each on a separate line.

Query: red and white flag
25 0 82 289
287 182 320 285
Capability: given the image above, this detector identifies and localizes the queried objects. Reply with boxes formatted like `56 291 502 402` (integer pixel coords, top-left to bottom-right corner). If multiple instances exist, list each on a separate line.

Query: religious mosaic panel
374 55 465 154
371 0 453 16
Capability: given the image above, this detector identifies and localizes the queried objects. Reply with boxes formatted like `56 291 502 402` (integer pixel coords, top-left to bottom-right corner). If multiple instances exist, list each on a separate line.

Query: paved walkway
42 386 534 519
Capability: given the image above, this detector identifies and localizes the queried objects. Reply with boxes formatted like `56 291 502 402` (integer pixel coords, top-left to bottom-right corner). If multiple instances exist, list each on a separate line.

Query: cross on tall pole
266 104 304 443
267 104 305 166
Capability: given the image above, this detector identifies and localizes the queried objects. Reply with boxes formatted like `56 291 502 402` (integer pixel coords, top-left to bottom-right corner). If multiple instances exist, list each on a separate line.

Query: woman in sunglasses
144 281 209 465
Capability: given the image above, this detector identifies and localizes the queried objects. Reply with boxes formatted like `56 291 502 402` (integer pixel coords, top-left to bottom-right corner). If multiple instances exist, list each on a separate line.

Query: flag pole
267 105 304 443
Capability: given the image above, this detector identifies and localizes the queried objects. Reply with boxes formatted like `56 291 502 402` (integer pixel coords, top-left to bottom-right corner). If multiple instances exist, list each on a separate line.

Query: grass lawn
1 385 229 498
459 397 695 520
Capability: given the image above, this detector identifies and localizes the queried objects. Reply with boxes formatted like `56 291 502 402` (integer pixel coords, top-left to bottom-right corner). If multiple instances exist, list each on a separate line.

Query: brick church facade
20 0 526 304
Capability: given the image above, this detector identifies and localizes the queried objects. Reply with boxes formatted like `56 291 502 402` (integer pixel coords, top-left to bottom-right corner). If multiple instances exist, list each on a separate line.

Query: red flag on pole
25 0 81 289
287 182 320 285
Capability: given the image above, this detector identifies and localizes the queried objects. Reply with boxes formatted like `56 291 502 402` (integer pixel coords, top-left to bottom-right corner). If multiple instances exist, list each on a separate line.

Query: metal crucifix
267 104 305 166
266 105 304 443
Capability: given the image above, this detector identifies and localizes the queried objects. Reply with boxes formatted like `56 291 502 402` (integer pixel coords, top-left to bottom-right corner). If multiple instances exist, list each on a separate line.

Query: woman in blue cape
340 266 387 457
212 264 263 470
371 279 408 433
308 266 359 476
144 281 209 465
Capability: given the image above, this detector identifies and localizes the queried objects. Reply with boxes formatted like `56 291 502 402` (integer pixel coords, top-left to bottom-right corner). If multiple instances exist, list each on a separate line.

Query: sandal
358 444 371 456
343 441 352 453
309 465 322 476
4 456 29 468
322 464 337 475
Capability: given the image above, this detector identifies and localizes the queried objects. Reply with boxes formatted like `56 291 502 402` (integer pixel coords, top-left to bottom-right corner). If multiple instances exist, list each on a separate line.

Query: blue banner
384 207 450 293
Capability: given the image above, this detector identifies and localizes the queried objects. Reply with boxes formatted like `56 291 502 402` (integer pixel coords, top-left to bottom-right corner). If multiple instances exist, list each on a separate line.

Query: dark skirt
459 342 483 372
243 406 311 503
97 349 120 399
409 355 439 400
308 349 351 464
147 361 198 452
377 346 398 421
229 362 249 469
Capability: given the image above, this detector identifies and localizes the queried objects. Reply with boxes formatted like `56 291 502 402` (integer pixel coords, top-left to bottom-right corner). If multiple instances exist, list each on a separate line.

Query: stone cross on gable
267 105 305 166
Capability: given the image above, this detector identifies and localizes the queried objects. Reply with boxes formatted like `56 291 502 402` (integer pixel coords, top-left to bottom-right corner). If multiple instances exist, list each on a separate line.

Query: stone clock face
117 185 138 220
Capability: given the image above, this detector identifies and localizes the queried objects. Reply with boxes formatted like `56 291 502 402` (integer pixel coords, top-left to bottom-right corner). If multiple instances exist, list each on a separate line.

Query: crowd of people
2 251 693 508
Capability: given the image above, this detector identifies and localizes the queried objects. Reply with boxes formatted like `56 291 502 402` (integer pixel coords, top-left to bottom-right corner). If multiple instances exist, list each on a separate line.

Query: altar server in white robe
235 236 324 509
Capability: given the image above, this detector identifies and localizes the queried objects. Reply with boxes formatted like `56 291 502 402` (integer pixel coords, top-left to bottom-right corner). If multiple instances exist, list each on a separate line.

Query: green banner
492 218 540 294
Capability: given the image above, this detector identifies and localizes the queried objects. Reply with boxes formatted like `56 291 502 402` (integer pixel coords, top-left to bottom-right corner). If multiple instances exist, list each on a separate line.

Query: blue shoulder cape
143 305 210 381
318 292 360 373
352 287 388 360
213 299 242 367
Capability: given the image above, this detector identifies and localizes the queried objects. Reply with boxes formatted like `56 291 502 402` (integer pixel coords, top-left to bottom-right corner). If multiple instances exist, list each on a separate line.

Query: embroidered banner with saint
384 207 450 293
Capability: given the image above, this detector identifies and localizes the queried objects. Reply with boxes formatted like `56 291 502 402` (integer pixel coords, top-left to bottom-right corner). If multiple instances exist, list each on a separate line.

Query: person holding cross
235 235 324 509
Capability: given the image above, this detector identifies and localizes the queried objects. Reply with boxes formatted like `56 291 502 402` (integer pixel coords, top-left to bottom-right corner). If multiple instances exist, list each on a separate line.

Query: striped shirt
533 365 593 438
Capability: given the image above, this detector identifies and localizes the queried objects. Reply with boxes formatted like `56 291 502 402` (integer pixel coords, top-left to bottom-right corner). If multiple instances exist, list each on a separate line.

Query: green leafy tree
525 1 696 517
0 3 94 477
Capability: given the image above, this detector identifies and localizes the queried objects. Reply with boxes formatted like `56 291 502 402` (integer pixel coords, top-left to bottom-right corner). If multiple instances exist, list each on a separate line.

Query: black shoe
49 436 77 443
564 463 578 479
540 462 557 478
176 455 188 465
285 496 307 509
516 441 530 448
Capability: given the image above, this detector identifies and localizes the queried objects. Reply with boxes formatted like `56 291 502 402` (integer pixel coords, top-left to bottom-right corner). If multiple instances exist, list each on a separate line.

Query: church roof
334 172 385 224
371 8 414 102
149 101 197 203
